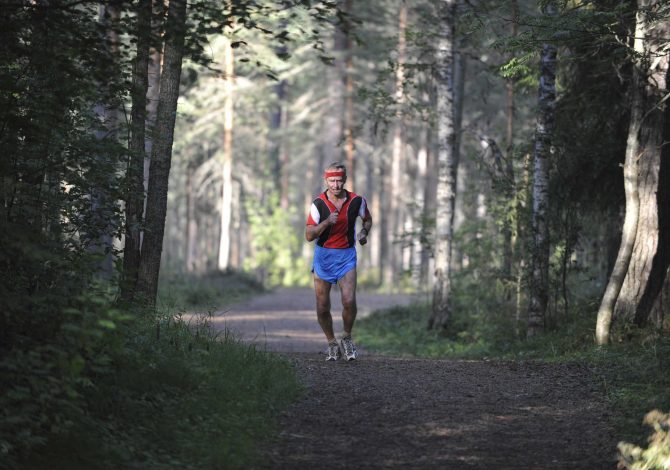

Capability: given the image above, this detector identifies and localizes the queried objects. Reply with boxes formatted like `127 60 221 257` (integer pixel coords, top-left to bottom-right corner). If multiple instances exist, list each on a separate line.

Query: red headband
324 170 346 178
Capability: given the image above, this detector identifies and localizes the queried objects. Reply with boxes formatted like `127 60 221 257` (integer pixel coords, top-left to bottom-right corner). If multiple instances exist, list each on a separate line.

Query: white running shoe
325 342 341 361
340 336 357 361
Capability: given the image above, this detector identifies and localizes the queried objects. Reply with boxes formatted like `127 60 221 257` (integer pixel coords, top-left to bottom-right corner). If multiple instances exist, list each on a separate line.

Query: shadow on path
207 287 418 353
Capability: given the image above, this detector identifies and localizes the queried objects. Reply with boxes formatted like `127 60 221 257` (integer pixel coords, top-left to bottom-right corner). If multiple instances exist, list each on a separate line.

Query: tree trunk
142 24 163 248
218 37 234 272
596 0 669 343
185 163 197 272
120 0 152 302
502 0 518 279
412 126 429 287
650 267 669 329
90 0 121 277
135 0 188 307
342 0 355 189
385 0 407 287
421 125 437 286
429 0 458 330
323 8 346 166
527 1 558 337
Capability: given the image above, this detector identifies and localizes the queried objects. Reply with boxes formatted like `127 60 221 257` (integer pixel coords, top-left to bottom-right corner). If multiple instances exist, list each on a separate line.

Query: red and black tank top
306 190 371 249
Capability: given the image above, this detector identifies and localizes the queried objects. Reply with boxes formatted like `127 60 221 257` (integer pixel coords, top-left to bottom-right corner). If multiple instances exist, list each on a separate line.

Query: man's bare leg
314 275 335 341
338 268 358 335
338 269 359 360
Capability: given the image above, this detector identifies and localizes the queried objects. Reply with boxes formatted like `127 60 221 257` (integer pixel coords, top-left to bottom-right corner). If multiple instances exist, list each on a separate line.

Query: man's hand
358 228 368 246
327 210 339 225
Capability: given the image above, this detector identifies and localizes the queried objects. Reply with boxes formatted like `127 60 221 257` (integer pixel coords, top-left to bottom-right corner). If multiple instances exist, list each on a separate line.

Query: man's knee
316 301 331 317
341 295 357 312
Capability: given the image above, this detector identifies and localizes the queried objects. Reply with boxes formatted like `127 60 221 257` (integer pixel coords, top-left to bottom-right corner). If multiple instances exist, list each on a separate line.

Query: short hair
325 161 347 174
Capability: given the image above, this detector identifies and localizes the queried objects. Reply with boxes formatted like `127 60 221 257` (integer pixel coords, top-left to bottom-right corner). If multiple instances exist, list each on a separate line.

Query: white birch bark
386 1 408 286
218 37 234 271
429 0 458 330
527 1 557 337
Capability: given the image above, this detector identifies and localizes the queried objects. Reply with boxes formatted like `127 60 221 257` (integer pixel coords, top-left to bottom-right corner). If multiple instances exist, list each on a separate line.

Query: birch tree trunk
185 163 197 272
429 0 458 330
218 37 234 271
421 125 437 286
502 0 518 279
342 0 355 188
135 0 188 307
527 1 557 337
385 0 407 287
596 0 670 343
120 0 151 302
323 10 346 165
90 1 121 277
412 126 428 287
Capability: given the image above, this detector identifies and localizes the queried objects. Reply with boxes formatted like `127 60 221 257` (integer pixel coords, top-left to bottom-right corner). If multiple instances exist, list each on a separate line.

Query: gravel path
212 288 617 469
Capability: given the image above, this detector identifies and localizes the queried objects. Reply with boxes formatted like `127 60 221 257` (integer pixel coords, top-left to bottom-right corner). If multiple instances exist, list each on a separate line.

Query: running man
305 162 373 361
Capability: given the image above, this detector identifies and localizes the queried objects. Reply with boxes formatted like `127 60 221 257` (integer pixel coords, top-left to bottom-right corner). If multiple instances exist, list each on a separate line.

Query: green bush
17 308 302 469
618 410 670 470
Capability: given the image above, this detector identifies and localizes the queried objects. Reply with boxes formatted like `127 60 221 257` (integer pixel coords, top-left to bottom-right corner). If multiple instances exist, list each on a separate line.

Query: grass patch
157 270 263 312
16 273 301 469
357 301 670 448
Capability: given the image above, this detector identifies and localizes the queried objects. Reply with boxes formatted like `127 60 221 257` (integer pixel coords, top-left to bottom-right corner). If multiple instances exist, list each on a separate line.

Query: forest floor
213 288 617 469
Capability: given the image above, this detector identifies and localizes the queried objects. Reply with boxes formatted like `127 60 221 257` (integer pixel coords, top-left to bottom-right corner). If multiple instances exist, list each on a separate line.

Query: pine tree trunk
135 0 188 307
650 267 669 329
218 37 234 272
527 1 557 337
120 0 151 302
613 14 670 328
142 30 163 248
596 1 669 343
429 0 458 330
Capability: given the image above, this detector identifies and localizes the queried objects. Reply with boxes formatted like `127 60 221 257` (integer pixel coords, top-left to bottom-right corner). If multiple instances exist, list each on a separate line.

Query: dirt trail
210 287 420 353
213 288 617 469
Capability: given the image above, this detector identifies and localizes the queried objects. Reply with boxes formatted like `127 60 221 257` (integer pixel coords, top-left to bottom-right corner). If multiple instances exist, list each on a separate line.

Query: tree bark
185 163 197 272
527 1 558 337
429 0 458 330
120 0 152 302
342 0 355 189
218 37 234 271
596 0 670 343
385 0 407 287
502 0 518 279
135 0 188 307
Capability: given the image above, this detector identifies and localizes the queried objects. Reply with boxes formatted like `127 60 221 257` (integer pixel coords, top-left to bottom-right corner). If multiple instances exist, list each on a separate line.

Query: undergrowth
357 300 670 455
7 272 300 469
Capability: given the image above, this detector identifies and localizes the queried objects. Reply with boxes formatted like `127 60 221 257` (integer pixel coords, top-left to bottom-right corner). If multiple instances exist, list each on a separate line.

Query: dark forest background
1 0 669 467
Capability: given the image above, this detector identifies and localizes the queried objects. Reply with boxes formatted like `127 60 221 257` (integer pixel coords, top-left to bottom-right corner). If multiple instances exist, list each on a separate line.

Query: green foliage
18 307 302 469
619 410 670 470
357 302 491 358
245 196 310 287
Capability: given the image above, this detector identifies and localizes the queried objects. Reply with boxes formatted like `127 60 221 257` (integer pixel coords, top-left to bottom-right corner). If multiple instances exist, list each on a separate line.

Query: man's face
326 175 346 196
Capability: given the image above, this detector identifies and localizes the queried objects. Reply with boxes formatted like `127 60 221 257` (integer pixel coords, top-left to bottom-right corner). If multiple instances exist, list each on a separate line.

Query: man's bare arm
305 210 339 242
357 216 373 245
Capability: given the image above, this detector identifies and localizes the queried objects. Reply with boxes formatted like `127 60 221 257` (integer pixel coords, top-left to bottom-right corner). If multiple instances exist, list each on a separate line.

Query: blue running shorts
312 245 357 284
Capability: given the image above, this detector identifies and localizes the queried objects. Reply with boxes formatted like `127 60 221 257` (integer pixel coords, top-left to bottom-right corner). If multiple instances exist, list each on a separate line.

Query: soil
214 288 618 469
